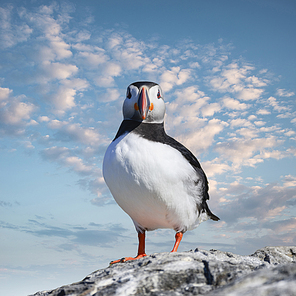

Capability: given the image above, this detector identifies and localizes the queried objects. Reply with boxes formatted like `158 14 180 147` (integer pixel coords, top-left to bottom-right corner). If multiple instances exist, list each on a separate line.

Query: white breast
102 132 206 232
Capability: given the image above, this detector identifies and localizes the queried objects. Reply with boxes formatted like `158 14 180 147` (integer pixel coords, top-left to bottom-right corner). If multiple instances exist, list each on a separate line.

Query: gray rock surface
29 246 296 296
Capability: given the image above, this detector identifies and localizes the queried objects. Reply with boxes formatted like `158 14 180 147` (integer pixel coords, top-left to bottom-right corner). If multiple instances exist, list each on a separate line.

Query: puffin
103 81 219 264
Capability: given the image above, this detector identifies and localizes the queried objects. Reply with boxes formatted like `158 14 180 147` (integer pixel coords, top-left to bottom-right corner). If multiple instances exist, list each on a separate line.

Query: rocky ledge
30 246 296 296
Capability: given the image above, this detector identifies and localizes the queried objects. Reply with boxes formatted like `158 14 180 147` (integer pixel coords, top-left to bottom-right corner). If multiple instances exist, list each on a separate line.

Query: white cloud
25 4 72 60
268 96 290 113
63 78 89 91
248 115 257 121
178 119 228 154
256 109 270 115
201 103 220 117
64 156 93 174
189 62 201 68
38 116 51 122
216 178 296 227
41 146 96 175
94 62 122 87
245 75 267 87
0 6 33 48
230 118 253 128
49 79 89 112
222 97 249 110
236 127 259 139
79 50 108 67
0 87 12 101
51 123 105 147
209 62 265 101
51 86 76 111
108 34 149 71
95 76 115 88
47 119 68 129
276 88 295 97
215 136 281 168
284 130 295 137
237 87 264 101
203 158 231 177
99 88 120 102
160 67 192 92
104 62 122 77
282 175 296 187
0 99 37 125
41 61 78 81
107 34 123 49
254 121 265 126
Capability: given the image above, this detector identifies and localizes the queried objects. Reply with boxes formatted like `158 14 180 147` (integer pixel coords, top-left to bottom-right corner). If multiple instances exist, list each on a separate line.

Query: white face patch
122 83 165 124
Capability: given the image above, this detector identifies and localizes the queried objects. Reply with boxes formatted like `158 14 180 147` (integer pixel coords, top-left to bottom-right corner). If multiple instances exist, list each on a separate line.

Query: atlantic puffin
103 81 219 263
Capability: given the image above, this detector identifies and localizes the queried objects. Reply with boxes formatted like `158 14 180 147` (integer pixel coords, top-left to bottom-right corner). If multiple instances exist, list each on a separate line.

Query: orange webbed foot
110 253 147 265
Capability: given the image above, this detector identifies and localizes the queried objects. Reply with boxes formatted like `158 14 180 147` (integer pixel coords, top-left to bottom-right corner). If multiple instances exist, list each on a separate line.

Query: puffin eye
126 88 132 99
157 89 162 99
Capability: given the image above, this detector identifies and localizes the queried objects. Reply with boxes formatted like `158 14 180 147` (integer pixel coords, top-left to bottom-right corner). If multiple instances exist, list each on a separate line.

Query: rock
29 246 296 296
207 263 296 296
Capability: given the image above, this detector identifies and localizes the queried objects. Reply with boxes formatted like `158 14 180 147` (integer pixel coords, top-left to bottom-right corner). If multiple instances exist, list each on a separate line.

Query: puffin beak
137 87 150 120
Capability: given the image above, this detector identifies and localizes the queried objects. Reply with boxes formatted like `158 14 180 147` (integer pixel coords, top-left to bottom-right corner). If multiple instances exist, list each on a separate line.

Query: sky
0 0 295 295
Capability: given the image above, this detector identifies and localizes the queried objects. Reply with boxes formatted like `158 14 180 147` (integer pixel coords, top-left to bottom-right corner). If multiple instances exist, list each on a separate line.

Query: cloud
48 79 89 112
166 86 210 128
208 62 265 101
203 158 231 178
178 118 228 154
40 146 97 176
230 118 253 128
0 87 12 101
101 32 151 72
201 103 221 117
41 62 78 81
256 109 270 115
22 3 72 61
93 62 122 87
0 200 13 207
51 86 76 111
216 179 296 225
0 6 32 48
160 67 192 92
268 96 290 113
0 97 37 127
214 136 281 168
276 88 295 97
18 219 129 248
99 88 121 102
222 97 249 110
237 87 264 101
79 50 108 67
49 122 105 147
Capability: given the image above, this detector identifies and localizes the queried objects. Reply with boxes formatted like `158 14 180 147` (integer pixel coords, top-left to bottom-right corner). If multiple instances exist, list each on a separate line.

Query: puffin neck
113 120 165 141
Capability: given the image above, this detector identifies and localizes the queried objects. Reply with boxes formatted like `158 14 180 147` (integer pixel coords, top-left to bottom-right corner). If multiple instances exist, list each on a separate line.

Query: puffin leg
110 231 147 264
171 232 183 252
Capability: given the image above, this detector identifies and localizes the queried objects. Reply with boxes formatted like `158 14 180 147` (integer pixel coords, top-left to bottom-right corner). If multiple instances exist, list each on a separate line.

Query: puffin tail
204 202 220 221
208 211 220 221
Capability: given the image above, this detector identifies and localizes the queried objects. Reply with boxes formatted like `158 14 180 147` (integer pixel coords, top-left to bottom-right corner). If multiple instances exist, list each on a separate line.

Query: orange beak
137 87 150 120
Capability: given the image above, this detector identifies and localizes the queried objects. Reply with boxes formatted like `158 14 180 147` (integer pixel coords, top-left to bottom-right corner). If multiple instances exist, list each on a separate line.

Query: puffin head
123 81 165 123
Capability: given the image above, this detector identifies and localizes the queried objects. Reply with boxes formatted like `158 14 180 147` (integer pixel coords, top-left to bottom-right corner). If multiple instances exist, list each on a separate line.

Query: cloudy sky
0 0 295 295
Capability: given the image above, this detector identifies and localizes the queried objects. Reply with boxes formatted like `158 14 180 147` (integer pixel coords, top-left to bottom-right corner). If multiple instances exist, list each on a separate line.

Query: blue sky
0 0 295 295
